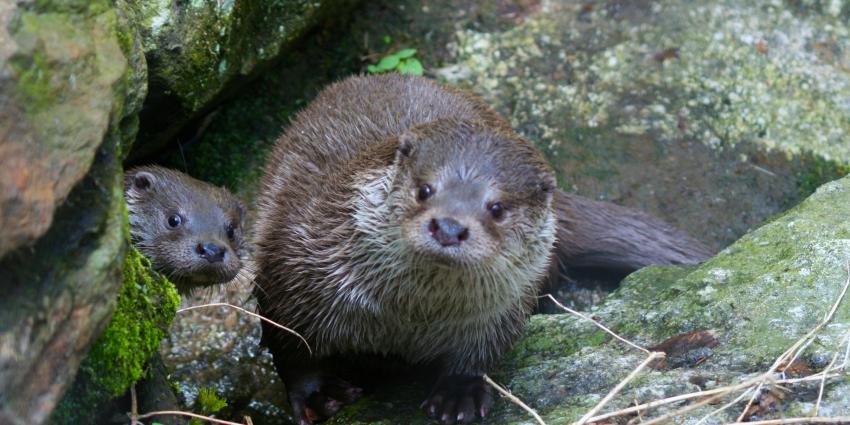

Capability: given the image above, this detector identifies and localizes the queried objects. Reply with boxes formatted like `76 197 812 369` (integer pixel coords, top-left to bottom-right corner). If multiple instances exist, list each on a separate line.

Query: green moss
187 387 228 425
10 46 55 113
85 246 180 395
794 150 850 197
50 246 180 425
30 0 110 14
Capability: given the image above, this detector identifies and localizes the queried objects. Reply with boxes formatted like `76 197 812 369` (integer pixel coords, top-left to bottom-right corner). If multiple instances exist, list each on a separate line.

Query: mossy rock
50 247 180 425
439 0 850 250
125 0 362 160
0 0 146 257
0 2 146 423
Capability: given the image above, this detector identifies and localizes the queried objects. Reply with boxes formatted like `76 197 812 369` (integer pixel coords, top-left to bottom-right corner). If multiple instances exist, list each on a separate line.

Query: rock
330 174 850 424
0 0 146 258
0 1 147 424
161 281 291 425
125 0 361 161
438 0 850 251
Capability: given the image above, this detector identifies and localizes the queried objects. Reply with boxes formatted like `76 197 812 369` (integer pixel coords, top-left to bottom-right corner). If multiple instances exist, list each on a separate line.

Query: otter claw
422 375 493 424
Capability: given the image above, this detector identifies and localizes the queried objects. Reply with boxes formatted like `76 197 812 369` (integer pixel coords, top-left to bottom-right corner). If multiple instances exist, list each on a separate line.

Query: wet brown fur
253 74 710 423
125 165 246 293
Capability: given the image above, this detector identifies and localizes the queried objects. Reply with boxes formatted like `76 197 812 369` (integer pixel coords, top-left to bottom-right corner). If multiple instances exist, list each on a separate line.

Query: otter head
390 119 556 268
124 166 245 292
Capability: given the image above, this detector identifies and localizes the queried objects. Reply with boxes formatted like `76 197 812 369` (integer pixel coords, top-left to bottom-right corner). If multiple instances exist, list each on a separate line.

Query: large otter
254 74 709 425
125 166 246 292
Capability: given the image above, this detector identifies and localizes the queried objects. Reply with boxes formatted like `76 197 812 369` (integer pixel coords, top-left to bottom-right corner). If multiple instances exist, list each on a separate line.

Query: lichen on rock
438 0 850 249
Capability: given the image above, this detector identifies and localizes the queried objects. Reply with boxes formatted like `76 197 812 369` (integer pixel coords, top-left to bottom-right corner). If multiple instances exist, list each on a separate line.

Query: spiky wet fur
125 165 246 293
253 74 710 423
253 74 556 376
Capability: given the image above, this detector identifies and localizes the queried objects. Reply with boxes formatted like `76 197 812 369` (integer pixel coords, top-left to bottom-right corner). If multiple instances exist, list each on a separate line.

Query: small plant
367 48 424 76
188 386 228 425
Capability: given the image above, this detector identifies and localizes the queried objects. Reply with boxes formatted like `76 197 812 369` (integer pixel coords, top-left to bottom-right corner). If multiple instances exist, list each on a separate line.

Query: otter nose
196 242 226 263
429 218 470 247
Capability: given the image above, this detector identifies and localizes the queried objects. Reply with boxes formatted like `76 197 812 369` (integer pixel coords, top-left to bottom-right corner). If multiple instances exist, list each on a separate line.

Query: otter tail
550 190 713 276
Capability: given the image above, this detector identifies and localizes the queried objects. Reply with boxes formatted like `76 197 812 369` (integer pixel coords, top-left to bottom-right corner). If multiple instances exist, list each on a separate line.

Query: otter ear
129 170 157 193
539 174 556 195
397 132 417 159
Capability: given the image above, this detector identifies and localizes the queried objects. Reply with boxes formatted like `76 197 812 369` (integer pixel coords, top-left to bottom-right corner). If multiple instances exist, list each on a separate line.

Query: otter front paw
287 375 363 425
421 375 493 424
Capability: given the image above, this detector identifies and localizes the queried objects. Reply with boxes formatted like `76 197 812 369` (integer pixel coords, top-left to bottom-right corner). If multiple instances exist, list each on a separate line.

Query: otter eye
417 183 433 202
226 222 237 239
167 213 183 228
488 202 505 221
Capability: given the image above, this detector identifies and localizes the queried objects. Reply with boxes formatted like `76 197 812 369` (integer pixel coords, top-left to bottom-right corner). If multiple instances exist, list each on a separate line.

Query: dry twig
129 385 140 425
543 294 650 354
727 418 850 425
134 411 246 425
483 374 546 425
575 352 665 425
177 302 312 354
580 371 848 424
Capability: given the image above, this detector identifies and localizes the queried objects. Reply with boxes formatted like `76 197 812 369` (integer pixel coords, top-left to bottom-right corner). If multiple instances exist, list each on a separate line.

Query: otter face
124 167 245 291
391 119 556 267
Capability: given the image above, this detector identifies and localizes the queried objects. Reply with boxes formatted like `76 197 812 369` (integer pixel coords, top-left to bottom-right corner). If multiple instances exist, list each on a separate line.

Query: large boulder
0 0 145 258
126 0 360 160
438 0 850 250
0 1 146 424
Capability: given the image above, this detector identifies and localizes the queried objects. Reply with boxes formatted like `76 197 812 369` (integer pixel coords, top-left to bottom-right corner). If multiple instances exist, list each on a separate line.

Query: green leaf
382 35 392 44
367 64 378 74
395 48 417 59
398 58 424 76
375 55 400 71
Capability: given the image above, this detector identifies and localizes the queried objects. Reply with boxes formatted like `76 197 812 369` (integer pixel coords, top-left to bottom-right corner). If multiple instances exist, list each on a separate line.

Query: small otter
124 166 245 292
254 74 709 425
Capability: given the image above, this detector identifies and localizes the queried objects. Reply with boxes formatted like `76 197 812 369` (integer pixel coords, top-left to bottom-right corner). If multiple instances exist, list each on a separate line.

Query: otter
254 74 709 425
124 165 245 292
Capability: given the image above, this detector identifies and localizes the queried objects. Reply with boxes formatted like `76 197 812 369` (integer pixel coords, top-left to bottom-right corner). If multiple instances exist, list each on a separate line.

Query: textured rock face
0 2 147 424
438 0 850 250
0 0 146 258
126 0 359 160
161 284 291 425
330 175 850 424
